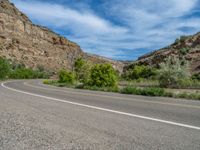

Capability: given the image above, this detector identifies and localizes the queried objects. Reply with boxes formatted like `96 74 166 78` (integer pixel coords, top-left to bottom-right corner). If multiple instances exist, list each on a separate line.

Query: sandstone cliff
126 32 200 73
0 0 124 73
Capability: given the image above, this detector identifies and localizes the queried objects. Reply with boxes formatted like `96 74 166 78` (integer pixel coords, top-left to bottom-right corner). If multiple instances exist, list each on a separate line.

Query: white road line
24 81 200 109
1 82 200 130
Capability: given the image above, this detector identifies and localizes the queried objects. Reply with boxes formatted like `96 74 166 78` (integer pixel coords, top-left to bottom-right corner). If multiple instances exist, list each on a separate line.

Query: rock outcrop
0 0 124 73
126 32 200 73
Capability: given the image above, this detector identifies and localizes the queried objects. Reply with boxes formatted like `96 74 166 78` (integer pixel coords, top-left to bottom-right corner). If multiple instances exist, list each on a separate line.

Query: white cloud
11 0 200 60
12 0 127 35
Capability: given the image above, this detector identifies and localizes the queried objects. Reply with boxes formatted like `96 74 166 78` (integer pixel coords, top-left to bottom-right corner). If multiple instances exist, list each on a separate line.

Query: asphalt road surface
0 80 200 150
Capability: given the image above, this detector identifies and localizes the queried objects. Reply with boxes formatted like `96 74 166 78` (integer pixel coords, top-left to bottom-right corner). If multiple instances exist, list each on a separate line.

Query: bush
192 73 200 81
74 58 91 83
175 92 200 100
121 86 139 94
180 36 188 42
0 57 10 79
88 63 118 87
158 57 190 88
43 80 55 84
0 57 50 79
121 86 166 96
9 68 37 79
9 68 47 79
174 38 180 45
123 65 157 80
58 70 75 84
180 48 190 55
176 78 200 89
77 85 119 93
141 87 165 96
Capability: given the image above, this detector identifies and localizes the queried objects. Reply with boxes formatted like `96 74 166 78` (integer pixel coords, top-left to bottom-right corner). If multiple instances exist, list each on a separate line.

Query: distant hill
1 0 199 74
0 0 124 73
126 32 200 73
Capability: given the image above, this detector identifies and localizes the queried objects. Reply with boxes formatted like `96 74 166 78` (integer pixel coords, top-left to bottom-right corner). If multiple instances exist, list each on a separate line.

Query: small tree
74 58 91 83
58 70 75 84
0 57 10 79
158 57 190 88
88 63 118 87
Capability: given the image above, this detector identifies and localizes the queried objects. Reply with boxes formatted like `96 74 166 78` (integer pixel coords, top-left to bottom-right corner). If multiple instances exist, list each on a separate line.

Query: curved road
0 80 200 149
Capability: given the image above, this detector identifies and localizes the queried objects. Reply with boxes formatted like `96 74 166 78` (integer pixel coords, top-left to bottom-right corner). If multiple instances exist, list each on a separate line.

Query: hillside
126 32 200 73
0 0 124 73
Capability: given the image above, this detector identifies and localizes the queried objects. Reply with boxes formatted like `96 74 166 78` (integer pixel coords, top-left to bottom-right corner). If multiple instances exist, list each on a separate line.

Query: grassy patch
175 92 200 100
119 79 159 87
43 79 75 87
43 79 200 100
76 85 120 93
177 79 200 89
121 86 166 96
120 86 200 100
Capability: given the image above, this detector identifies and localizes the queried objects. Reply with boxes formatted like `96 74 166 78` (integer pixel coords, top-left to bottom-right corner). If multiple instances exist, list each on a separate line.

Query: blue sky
11 0 200 60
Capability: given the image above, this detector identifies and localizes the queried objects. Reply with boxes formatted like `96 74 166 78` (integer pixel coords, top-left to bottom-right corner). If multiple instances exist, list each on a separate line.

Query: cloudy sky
11 0 200 60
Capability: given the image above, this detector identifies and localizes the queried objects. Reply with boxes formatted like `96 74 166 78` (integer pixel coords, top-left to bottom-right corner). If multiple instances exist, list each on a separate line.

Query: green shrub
74 58 91 83
174 38 180 45
192 73 200 81
58 70 75 84
123 65 157 80
180 36 188 42
158 57 190 88
180 48 190 55
121 86 139 94
43 80 54 84
0 57 10 79
173 36 188 45
176 79 200 89
175 92 200 100
36 65 45 72
77 85 119 93
9 68 46 79
11 63 25 70
9 68 32 79
121 86 166 96
0 58 50 80
141 87 165 96
88 63 118 87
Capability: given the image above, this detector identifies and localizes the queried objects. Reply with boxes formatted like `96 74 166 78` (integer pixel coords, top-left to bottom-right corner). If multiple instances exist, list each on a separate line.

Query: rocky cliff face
0 0 124 73
126 32 200 73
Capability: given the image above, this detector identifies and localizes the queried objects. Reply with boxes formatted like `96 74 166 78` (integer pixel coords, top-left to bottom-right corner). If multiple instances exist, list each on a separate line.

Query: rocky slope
126 32 200 73
0 0 124 73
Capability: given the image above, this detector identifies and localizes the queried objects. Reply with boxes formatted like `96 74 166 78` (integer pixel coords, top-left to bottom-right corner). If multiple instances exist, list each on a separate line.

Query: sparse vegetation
0 57 50 80
58 70 75 84
173 35 188 45
158 57 190 88
43 56 200 100
76 85 120 93
74 58 91 84
192 73 200 81
122 65 157 80
180 36 188 42
175 92 200 100
0 57 10 80
121 86 166 97
180 47 190 55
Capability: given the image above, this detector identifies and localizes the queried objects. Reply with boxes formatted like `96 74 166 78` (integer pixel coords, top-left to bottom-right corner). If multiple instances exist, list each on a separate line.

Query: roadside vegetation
0 57 51 80
43 57 200 100
1 56 198 100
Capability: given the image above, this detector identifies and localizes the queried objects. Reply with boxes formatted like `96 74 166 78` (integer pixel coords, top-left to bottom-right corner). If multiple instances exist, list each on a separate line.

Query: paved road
0 80 200 150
